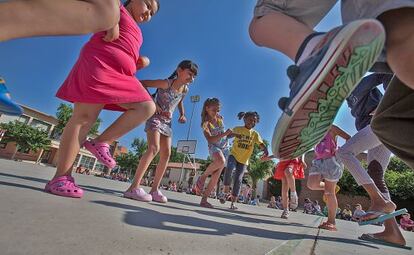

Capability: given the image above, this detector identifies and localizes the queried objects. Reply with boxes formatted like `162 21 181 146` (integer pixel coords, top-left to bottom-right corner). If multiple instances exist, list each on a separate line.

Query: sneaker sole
272 19 385 159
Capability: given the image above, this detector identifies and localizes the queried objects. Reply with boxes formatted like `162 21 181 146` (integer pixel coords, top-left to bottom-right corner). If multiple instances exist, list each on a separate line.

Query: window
73 154 81 168
0 114 29 124
79 155 96 170
94 162 107 172
30 119 51 132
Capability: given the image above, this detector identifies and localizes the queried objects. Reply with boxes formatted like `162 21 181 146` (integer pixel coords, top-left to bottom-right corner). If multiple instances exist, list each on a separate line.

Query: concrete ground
0 159 413 255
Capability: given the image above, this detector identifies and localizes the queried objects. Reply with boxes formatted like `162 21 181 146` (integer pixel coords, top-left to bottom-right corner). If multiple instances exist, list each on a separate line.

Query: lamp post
186 95 200 140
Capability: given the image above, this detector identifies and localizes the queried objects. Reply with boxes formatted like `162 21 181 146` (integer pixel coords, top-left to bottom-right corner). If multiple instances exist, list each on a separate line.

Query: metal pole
186 101 196 140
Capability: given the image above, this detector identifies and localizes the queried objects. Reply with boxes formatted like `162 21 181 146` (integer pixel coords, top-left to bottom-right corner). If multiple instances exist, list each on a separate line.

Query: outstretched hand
137 56 150 70
178 115 187 123
103 24 119 42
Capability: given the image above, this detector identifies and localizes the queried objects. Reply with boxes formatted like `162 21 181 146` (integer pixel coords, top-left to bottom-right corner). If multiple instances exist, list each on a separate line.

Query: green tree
131 138 148 158
0 121 51 160
54 103 102 137
116 152 139 174
387 156 411 173
248 140 275 197
170 147 185 163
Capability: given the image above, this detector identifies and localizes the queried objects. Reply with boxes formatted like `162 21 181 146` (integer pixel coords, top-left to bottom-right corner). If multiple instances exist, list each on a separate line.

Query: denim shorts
253 0 414 27
309 156 344 182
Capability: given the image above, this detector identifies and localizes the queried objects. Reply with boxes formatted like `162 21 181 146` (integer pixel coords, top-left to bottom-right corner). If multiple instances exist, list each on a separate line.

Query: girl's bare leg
126 130 160 191
150 134 171 193
54 103 103 178
96 101 155 144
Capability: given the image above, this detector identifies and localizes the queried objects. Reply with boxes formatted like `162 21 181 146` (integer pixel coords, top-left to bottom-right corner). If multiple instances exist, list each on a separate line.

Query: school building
0 104 128 174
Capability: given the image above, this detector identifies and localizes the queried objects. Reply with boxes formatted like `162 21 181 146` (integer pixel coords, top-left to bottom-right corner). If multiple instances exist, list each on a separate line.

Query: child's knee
71 111 97 126
147 144 160 156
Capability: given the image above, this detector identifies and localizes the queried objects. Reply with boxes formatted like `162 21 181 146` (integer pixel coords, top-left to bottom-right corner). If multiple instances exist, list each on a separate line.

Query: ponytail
238 111 260 123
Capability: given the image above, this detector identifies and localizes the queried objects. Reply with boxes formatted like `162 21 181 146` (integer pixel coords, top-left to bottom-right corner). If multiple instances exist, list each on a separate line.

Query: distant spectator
268 196 277 209
336 207 342 219
303 198 314 214
400 213 414 231
250 195 260 206
313 200 322 215
342 204 353 221
352 204 366 221
275 196 283 210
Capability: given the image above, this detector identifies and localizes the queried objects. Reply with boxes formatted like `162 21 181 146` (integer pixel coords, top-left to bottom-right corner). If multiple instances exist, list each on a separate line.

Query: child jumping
307 125 350 231
249 1 414 162
195 98 232 208
124 60 198 203
337 73 407 246
220 111 268 210
44 0 159 198
263 156 305 219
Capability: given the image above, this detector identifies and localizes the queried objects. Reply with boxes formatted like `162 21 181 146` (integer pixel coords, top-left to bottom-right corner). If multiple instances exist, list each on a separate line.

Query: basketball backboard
177 140 197 154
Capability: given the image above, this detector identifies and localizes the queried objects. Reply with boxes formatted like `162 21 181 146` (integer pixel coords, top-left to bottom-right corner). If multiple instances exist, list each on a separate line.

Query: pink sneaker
45 175 84 198
83 139 116 169
150 190 168 203
123 188 152 202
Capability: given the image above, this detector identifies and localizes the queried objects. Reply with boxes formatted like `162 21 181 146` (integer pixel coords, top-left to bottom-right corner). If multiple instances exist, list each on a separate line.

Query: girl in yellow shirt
219 111 268 210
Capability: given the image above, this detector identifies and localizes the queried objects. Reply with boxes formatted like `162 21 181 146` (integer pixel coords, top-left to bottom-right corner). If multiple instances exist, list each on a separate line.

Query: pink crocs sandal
84 139 116 169
45 176 84 198
124 188 152 202
150 190 168 203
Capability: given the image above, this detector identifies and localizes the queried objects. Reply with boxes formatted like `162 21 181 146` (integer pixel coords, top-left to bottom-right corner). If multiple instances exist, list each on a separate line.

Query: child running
262 156 305 219
337 73 408 246
307 125 350 231
124 60 198 203
219 111 269 210
44 0 160 198
194 98 233 208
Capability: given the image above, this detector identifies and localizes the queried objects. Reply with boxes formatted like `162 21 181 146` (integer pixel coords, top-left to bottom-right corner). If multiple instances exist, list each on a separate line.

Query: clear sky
0 1 356 160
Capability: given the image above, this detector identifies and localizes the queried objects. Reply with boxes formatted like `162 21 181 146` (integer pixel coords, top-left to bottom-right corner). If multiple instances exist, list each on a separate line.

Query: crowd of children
0 0 413 250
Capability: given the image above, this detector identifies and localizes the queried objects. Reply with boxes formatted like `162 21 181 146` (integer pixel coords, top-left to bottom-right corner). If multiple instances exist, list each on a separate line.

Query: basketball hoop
177 140 197 154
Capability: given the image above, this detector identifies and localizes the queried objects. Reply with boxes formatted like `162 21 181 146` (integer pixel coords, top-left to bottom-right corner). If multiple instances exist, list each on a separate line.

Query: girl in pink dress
45 0 160 198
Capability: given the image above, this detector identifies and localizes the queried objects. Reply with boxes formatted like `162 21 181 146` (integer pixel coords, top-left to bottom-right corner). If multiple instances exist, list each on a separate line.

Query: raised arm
177 97 186 123
141 79 170 89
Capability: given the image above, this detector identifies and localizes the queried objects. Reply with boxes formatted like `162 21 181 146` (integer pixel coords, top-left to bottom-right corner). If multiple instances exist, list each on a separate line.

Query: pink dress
56 5 152 112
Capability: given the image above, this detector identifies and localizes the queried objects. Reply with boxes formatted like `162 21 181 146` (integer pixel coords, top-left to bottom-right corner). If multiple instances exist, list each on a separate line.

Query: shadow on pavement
92 200 379 249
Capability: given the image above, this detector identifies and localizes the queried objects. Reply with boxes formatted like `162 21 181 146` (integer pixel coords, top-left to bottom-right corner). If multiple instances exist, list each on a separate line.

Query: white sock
290 191 297 198
296 34 324 65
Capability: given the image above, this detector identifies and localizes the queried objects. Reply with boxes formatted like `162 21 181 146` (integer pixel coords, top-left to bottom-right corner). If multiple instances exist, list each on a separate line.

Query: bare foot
360 200 396 221
369 231 406 246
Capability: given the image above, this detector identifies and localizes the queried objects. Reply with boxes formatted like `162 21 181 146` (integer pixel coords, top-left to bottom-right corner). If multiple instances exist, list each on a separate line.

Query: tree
116 152 139 175
247 140 275 197
131 138 148 158
170 146 185 163
54 103 102 137
387 156 411 173
0 121 51 160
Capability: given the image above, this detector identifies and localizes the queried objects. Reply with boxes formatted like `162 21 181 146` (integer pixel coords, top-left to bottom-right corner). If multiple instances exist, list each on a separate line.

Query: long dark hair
168 60 199 79
201 98 220 127
237 111 260 123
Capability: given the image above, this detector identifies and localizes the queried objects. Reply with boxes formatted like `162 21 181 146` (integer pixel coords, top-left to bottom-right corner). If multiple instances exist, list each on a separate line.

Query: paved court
0 159 412 255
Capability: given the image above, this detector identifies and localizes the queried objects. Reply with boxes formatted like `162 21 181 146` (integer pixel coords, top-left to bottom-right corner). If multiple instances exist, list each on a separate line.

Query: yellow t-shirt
230 126 263 165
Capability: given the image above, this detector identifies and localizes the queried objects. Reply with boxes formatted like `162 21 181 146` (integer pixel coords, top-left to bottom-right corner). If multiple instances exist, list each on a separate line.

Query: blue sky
0 1 355 160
